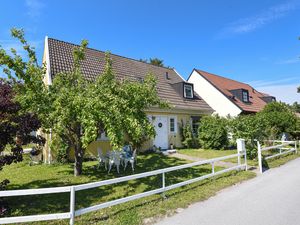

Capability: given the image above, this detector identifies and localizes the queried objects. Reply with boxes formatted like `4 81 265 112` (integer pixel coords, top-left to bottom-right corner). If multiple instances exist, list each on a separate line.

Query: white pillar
236 139 246 170
257 141 263 174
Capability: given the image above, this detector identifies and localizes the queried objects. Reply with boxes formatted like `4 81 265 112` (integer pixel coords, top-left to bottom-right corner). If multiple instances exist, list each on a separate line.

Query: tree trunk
74 140 84 176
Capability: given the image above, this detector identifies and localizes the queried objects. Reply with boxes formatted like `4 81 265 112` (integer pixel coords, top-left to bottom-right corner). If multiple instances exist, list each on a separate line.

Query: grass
0 153 255 224
178 148 258 166
264 151 299 169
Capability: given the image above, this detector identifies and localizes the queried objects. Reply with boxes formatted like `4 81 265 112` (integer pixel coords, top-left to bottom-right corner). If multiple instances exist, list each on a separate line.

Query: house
188 69 276 117
42 37 213 161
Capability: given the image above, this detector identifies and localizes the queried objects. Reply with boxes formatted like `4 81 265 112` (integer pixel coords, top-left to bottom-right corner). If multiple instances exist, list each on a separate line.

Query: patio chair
97 147 107 170
108 151 121 174
124 149 137 172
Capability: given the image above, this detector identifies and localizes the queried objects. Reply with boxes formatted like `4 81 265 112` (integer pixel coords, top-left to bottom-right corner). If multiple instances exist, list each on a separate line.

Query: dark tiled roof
47 38 212 112
195 69 272 113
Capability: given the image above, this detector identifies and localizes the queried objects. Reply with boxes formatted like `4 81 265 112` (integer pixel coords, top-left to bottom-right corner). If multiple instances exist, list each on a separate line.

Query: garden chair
97 147 107 170
108 151 121 174
124 149 137 172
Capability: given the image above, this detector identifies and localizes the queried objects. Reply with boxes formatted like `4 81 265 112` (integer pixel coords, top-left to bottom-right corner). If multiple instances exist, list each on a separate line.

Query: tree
0 28 167 176
149 58 164 67
198 115 228 150
291 102 300 113
229 114 266 159
258 102 297 138
0 80 44 190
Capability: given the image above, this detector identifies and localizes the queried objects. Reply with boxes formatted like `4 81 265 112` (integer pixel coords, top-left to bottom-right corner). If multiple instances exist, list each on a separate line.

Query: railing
257 140 298 174
0 150 247 225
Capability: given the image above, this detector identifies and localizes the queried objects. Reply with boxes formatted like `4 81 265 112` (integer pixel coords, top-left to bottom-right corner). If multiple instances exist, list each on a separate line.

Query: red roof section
195 69 273 113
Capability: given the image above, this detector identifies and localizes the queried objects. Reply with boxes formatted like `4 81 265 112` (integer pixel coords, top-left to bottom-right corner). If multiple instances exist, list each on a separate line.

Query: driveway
156 157 300 225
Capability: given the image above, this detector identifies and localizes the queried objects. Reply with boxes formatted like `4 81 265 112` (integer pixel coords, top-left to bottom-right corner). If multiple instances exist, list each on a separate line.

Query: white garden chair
108 151 121 174
124 149 137 172
97 147 108 170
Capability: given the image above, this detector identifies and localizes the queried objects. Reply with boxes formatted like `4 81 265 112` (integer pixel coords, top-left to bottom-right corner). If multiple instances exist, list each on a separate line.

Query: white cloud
248 77 299 87
218 0 299 38
257 84 300 104
277 57 300 64
26 0 45 18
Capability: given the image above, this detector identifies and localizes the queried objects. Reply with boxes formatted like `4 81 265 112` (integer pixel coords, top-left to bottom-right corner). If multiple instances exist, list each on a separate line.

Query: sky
0 0 299 103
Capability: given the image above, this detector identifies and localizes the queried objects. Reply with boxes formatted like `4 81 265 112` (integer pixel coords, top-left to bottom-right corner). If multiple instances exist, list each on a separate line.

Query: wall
188 70 242 117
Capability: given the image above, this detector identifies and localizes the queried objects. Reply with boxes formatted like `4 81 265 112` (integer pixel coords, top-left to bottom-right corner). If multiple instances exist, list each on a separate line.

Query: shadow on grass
2 154 216 218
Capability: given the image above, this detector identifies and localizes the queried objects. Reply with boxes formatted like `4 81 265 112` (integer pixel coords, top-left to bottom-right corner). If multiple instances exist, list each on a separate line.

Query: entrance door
153 116 168 149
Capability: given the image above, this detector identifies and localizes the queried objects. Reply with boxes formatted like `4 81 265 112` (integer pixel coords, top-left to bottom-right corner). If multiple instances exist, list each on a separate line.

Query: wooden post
257 141 263 174
211 162 215 174
295 141 298 154
70 186 75 225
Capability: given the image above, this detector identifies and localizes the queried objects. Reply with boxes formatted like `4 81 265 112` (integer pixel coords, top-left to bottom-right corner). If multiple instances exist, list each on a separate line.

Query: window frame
242 90 249 102
183 84 194 99
169 116 177 134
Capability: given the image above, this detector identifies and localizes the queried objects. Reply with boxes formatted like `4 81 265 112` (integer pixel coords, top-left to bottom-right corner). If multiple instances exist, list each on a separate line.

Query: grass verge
0 153 256 224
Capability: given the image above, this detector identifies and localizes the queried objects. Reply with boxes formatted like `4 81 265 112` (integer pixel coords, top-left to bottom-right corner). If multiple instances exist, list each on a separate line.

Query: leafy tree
229 114 266 159
0 28 167 176
291 102 300 113
0 80 44 190
198 115 228 150
149 58 164 67
258 102 297 138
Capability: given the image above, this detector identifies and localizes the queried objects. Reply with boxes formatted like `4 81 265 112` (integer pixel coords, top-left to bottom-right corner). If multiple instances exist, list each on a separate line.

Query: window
191 116 200 137
242 90 249 102
169 117 177 133
184 84 193 98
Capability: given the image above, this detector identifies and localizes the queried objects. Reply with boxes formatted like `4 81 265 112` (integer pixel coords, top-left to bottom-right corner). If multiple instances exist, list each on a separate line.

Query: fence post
162 172 166 199
257 141 263 174
70 186 75 225
236 139 246 170
211 162 215 174
295 141 298 154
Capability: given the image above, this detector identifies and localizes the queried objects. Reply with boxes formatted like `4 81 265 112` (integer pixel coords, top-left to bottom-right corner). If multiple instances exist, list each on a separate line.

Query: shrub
181 123 198 148
198 115 228 150
50 134 69 163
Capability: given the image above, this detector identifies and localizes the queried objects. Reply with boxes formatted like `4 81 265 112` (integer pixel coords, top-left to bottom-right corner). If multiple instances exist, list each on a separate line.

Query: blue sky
0 0 299 103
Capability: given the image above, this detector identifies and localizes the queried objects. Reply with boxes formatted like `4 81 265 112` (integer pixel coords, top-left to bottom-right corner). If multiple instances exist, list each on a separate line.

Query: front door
153 116 168 149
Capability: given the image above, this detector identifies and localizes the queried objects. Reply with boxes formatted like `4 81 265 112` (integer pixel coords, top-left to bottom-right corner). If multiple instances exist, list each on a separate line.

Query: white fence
257 140 298 174
0 150 247 225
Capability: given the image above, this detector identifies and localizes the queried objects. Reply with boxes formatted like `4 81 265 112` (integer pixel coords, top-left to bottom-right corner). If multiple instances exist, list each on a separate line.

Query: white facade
188 70 242 117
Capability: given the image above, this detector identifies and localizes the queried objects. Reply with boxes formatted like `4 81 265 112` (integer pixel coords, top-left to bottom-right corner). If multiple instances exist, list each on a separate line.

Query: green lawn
178 148 300 169
0 153 255 224
178 148 258 166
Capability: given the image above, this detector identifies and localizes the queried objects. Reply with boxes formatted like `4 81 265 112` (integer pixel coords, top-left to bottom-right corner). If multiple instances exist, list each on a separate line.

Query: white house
188 69 276 117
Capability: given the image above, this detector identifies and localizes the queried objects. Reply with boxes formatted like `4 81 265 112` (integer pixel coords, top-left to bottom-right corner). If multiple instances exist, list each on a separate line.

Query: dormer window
184 84 193 99
242 90 249 102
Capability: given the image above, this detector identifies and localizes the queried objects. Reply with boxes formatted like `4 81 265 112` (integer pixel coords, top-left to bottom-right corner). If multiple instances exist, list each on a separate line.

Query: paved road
156 157 300 225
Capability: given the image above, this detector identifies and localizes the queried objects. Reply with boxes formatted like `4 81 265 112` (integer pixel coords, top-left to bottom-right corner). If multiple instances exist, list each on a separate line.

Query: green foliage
258 102 297 138
198 115 228 150
181 123 198 148
291 102 300 113
139 58 164 67
50 134 69 163
229 114 266 159
0 28 167 176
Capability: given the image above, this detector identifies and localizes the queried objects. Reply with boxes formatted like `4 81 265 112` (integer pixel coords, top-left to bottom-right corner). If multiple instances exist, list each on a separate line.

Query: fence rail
0 150 247 225
257 140 298 174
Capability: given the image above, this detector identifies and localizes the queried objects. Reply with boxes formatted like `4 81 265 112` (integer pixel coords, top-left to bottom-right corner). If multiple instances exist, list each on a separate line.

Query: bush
181 123 198 148
50 134 69 163
198 115 228 149
258 102 298 139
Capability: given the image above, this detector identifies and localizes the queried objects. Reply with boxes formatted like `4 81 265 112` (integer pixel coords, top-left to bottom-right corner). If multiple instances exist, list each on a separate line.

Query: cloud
257 84 300 104
25 0 45 18
277 57 300 64
218 0 299 38
248 77 299 87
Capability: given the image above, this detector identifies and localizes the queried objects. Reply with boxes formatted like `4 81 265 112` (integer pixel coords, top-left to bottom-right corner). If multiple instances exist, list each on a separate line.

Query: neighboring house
42 37 213 162
188 69 276 117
